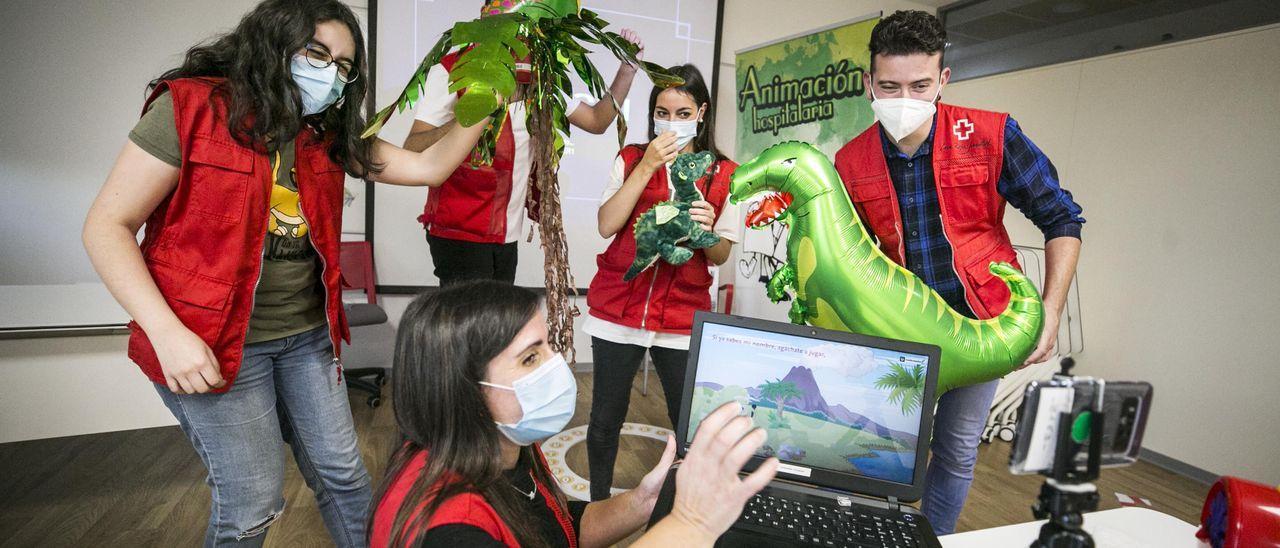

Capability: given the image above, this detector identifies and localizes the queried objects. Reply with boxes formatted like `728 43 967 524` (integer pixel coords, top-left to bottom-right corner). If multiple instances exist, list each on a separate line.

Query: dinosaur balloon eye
781 158 796 167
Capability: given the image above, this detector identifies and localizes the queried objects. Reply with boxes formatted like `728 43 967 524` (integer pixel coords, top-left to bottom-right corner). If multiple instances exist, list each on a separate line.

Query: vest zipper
242 249 267 347
639 167 676 331
294 152 338 367
532 472 578 548
937 213 971 309
894 221 906 260
241 157 273 354
640 264 660 330
886 177 907 260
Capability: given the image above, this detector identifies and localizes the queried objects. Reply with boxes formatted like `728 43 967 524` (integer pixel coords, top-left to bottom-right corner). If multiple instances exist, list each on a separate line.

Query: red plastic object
339 241 378 304
1197 476 1280 548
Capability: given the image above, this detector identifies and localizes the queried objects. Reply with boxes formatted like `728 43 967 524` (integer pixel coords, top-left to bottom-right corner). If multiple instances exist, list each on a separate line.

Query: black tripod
1030 358 1103 548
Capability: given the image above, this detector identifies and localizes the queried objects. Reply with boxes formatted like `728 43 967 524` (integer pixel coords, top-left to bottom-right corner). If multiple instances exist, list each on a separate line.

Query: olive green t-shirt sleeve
128 92 182 168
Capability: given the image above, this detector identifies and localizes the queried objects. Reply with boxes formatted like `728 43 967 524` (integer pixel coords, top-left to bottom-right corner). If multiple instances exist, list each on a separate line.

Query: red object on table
1197 475 1280 548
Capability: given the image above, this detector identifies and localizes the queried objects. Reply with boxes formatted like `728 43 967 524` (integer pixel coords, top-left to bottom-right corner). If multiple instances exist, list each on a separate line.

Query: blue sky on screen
695 322 928 432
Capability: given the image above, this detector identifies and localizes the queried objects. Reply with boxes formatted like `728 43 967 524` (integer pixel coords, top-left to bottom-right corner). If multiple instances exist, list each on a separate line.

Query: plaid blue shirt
880 116 1084 318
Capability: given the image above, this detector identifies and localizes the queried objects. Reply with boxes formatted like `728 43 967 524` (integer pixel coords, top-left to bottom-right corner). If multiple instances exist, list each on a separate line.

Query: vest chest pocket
300 146 346 219
187 136 254 223
306 146 346 178
937 162 995 224
848 177 896 238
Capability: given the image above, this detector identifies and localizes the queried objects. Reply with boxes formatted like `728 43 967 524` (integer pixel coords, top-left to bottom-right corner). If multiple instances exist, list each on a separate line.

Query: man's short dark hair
869 10 947 73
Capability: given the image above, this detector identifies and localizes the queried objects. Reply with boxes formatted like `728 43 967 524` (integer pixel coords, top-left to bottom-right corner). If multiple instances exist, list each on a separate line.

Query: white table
940 507 1207 548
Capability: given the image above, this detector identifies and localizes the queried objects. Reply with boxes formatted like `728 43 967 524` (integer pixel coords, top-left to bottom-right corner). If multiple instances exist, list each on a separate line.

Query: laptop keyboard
738 492 925 547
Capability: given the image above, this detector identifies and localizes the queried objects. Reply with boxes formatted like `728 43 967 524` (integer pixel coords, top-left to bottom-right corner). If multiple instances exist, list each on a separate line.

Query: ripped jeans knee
233 506 284 542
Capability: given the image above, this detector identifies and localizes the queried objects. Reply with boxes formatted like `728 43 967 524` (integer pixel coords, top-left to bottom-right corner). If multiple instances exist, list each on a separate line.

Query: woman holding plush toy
583 63 740 501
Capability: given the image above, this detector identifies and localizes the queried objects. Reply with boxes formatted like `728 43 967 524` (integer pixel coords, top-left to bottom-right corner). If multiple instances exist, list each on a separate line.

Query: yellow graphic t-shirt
250 146 327 343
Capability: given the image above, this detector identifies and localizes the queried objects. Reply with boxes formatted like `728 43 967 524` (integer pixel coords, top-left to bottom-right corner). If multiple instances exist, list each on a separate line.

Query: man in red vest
404 9 645 286
834 11 1085 534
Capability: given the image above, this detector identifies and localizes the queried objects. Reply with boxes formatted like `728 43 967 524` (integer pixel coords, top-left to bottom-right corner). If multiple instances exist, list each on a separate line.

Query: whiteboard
0 285 129 333
372 0 720 288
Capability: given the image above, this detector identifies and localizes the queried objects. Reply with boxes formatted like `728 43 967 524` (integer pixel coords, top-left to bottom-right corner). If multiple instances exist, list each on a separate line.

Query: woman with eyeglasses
81 1 488 546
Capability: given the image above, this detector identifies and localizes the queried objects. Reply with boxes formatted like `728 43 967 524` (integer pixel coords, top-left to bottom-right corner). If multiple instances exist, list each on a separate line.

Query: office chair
339 241 394 408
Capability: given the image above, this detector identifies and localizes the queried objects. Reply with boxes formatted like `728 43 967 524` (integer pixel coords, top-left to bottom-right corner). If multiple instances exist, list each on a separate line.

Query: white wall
1 0 260 286
0 336 177 443
943 25 1280 485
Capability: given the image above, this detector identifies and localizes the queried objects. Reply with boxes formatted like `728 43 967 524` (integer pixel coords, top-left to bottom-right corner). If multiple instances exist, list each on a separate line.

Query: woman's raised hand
667 401 778 543
642 132 680 172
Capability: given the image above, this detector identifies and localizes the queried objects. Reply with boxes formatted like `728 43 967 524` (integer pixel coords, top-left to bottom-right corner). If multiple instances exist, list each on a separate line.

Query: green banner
734 16 879 161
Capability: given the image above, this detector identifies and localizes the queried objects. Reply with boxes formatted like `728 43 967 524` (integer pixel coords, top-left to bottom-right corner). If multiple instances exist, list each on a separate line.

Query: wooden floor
0 372 1209 547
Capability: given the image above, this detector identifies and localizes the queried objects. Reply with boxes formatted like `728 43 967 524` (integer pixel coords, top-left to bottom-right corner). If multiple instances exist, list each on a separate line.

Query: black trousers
586 336 688 501
426 233 518 287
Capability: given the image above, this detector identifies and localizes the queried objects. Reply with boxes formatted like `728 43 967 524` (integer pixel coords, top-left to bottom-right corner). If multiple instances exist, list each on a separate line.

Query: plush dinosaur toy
623 151 722 281
729 141 1045 393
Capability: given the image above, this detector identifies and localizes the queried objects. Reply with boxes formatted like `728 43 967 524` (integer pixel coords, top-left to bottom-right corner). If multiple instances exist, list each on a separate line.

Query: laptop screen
683 320 932 485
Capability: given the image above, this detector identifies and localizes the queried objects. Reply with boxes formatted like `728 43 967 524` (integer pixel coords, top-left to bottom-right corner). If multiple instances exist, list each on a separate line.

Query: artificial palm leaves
362 0 684 360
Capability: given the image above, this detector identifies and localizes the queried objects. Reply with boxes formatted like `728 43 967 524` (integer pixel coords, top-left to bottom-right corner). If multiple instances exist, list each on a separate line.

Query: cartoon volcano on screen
692 363 922 483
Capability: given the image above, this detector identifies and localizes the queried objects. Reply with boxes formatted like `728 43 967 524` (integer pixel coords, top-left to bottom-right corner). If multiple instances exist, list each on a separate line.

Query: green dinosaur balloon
729 141 1044 393
624 151 722 281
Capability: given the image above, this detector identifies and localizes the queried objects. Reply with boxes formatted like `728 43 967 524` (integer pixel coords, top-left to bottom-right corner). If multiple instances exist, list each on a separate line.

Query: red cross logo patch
953 118 974 141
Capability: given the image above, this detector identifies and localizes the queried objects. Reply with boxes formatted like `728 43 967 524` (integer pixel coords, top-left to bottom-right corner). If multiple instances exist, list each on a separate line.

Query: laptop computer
648 311 944 548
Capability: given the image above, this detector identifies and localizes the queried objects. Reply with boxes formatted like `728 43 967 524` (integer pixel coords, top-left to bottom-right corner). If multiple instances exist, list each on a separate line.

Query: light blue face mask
480 352 577 446
290 55 345 116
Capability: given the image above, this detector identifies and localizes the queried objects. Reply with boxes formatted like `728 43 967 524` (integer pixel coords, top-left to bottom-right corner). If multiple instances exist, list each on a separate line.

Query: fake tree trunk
527 102 578 360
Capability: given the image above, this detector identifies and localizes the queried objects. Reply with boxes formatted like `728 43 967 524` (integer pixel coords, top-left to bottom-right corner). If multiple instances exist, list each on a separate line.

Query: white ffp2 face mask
870 84 942 142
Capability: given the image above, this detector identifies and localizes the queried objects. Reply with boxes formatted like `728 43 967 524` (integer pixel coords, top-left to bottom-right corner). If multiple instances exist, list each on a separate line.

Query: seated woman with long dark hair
369 281 779 547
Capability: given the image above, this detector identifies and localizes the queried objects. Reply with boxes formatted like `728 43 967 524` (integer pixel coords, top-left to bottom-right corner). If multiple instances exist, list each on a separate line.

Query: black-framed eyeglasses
301 42 358 84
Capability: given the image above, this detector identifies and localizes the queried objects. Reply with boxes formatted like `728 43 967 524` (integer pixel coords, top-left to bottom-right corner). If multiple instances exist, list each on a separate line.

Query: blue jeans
920 379 999 535
154 326 371 547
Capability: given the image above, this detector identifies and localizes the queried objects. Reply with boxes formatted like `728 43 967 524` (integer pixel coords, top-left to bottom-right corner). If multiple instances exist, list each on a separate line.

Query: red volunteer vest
126 78 350 392
369 445 576 548
587 145 736 334
418 51 521 244
833 103 1021 319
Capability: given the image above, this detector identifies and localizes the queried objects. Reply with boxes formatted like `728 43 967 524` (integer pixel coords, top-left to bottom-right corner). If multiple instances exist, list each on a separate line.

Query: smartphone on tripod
1004 360 1156 547
1009 378 1153 475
